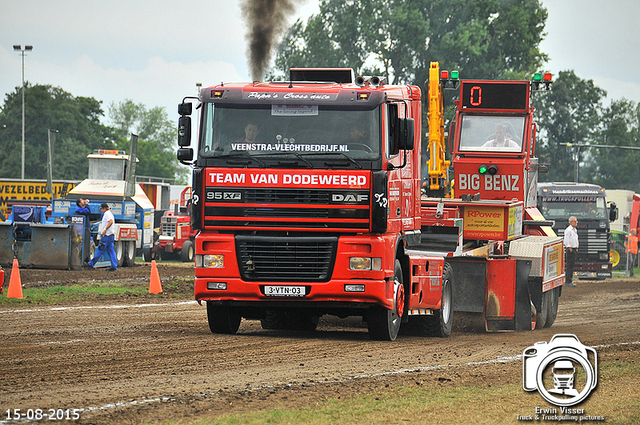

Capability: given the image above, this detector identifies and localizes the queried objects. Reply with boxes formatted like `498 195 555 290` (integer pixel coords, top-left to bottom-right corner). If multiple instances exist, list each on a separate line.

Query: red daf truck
176 65 563 340
157 187 196 262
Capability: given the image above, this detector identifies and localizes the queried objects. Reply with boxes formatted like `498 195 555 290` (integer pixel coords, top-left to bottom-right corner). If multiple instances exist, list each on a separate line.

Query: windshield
200 103 381 159
540 197 608 219
458 115 525 153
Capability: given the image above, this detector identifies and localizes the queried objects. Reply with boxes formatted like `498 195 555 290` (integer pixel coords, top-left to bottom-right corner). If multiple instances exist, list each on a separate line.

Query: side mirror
178 116 191 147
609 202 618 222
178 102 192 116
397 118 415 151
177 147 194 164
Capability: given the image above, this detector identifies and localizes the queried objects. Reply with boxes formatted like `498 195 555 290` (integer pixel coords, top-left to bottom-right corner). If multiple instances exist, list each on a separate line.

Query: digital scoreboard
460 81 529 111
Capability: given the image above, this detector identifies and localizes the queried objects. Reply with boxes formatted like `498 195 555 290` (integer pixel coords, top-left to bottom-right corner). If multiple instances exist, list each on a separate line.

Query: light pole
13 44 33 180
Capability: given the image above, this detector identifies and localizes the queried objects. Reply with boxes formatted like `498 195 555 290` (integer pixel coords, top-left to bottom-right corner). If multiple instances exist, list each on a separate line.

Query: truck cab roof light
212 90 224 98
357 92 370 101
92 149 125 155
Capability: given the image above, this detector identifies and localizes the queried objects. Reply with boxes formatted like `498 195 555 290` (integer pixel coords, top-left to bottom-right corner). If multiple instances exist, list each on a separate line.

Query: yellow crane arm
426 62 450 197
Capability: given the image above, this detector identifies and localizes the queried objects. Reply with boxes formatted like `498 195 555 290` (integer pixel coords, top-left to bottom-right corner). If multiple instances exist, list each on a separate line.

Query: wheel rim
395 281 405 318
442 278 452 324
610 249 620 267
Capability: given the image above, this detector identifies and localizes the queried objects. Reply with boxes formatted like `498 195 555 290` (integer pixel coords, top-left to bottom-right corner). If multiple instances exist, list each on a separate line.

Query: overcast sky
1 0 640 128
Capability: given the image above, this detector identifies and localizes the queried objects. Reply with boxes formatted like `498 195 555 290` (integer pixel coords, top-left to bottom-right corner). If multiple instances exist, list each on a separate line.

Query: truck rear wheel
261 310 288 330
206 302 241 334
535 289 551 329
367 259 404 341
544 287 560 328
143 248 154 262
124 241 136 266
115 241 124 267
412 262 453 337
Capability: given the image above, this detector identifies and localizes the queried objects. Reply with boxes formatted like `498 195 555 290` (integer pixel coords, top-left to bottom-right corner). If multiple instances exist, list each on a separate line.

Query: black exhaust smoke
241 0 303 81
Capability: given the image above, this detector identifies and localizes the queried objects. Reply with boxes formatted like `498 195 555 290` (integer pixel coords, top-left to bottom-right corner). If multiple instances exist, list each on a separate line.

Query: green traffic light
479 165 488 174
450 70 459 79
533 72 542 81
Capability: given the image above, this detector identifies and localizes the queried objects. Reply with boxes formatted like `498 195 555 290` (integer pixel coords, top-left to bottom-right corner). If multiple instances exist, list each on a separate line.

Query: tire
611 242 625 271
206 302 241 334
413 262 454 337
115 240 124 267
261 310 288 330
89 239 96 261
143 248 153 262
367 259 404 341
544 286 560 328
124 241 136 266
535 289 551 329
180 240 195 263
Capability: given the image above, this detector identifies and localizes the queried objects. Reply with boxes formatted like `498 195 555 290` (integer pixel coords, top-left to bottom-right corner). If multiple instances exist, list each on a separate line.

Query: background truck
537 182 617 279
607 189 640 272
176 64 562 340
157 186 196 262
50 149 155 266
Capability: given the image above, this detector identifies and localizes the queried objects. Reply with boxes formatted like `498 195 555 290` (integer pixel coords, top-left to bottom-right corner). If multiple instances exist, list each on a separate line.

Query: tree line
0 85 187 184
2 0 639 192
272 0 640 192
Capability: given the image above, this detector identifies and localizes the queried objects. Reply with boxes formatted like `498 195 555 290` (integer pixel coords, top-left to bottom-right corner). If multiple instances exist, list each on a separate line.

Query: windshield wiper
277 152 314 168
214 151 266 167
298 152 362 169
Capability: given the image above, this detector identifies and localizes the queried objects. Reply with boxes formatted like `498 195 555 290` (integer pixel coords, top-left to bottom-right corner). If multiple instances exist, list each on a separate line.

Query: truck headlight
349 257 382 271
196 254 224 268
599 253 609 261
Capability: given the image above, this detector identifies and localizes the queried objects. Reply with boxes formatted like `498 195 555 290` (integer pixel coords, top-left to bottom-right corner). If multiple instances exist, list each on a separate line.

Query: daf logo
207 191 242 201
332 194 369 203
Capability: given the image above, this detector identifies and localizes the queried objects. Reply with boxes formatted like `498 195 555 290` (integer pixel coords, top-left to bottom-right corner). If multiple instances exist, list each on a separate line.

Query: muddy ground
0 263 639 424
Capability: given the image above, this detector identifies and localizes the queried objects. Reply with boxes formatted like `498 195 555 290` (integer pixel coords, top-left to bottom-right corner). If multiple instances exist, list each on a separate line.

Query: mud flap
485 258 532 332
447 257 533 331
514 259 534 331
447 256 486 313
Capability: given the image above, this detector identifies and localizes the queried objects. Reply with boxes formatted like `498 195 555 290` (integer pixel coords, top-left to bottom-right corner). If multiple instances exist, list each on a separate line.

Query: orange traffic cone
149 260 163 294
7 258 23 299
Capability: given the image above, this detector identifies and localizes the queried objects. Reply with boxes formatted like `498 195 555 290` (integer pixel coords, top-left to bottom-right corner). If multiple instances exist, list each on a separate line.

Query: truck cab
538 182 617 279
177 69 443 340
450 80 542 208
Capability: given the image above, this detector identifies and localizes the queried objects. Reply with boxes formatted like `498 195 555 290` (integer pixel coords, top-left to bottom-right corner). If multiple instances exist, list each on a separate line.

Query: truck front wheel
367 259 404 341
206 302 241 334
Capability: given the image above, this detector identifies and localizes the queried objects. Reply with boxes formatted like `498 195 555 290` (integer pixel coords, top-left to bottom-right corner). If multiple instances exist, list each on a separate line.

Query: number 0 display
461 82 528 111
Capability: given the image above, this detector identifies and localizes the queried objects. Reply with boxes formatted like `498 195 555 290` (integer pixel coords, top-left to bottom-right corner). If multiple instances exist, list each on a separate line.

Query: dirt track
0 264 639 424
